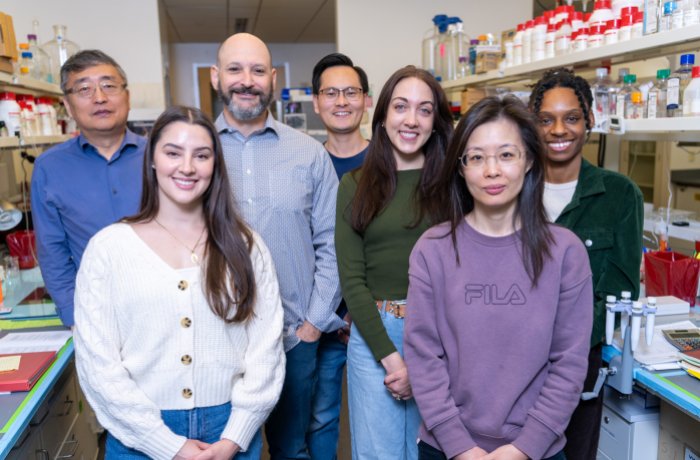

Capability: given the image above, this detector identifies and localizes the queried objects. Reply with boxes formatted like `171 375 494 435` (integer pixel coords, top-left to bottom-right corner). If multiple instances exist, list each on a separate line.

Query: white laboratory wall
169 42 336 108
336 0 532 101
2 0 166 114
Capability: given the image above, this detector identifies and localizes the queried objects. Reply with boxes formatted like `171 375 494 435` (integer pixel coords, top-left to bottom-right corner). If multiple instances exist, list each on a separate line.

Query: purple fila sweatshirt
405 220 593 460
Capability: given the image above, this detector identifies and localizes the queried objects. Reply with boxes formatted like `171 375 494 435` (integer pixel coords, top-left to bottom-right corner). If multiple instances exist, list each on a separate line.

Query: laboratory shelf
0 72 62 96
0 134 72 149
644 218 700 242
441 24 700 90
623 116 700 133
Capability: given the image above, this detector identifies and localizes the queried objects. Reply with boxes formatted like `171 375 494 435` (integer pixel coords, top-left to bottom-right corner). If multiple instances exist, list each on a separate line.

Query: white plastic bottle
513 23 524 66
532 16 547 62
523 19 534 64
631 10 645 38
668 53 696 116
644 0 660 34
555 19 572 56
588 23 607 47
684 0 700 26
682 65 700 115
0 92 22 137
605 19 620 44
589 0 616 28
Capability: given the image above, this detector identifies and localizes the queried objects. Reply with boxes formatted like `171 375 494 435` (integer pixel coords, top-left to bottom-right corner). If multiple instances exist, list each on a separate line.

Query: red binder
0 351 56 392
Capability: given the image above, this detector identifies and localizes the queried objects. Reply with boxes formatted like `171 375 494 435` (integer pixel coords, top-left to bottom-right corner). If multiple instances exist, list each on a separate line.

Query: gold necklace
153 218 207 264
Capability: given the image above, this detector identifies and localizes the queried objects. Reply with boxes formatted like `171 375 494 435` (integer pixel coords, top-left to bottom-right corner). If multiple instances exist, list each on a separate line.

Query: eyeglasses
318 87 363 101
65 80 127 99
459 149 523 168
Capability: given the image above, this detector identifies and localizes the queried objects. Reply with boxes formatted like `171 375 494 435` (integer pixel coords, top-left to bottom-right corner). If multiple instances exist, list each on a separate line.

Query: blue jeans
265 339 320 459
105 402 263 459
308 333 347 460
347 309 420 459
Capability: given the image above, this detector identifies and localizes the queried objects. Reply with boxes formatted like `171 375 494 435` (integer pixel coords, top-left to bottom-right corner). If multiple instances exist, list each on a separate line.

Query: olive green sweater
336 169 430 361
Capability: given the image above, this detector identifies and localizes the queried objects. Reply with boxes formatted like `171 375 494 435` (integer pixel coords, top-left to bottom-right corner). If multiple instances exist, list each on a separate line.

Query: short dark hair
528 67 593 131
436 96 552 285
60 49 128 93
312 53 369 94
124 106 257 323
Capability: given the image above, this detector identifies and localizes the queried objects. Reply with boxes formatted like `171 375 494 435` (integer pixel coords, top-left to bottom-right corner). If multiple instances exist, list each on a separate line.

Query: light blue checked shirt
216 112 344 351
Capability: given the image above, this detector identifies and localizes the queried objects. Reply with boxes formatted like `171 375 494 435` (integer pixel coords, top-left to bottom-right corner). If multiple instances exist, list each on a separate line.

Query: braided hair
528 67 593 131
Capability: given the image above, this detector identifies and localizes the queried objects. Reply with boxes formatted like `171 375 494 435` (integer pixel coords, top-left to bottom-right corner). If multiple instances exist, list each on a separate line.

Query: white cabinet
598 390 659 460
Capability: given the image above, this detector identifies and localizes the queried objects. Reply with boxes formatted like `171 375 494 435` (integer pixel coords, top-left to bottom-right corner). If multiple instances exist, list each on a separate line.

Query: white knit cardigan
74 223 285 459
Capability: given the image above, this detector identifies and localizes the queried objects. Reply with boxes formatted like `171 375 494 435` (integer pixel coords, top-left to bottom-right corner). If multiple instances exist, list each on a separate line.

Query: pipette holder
582 292 657 399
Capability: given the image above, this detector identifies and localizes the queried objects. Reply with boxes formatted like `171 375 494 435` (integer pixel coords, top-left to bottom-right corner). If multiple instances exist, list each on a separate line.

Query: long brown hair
349 65 453 232
125 106 256 323
436 96 553 286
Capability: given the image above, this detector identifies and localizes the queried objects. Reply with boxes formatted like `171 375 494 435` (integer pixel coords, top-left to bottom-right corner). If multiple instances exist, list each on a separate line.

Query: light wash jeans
105 402 263 459
347 307 420 460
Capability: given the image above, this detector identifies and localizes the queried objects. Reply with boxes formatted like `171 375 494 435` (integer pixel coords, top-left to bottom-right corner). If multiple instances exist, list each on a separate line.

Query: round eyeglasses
65 80 127 99
459 149 523 168
318 87 364 101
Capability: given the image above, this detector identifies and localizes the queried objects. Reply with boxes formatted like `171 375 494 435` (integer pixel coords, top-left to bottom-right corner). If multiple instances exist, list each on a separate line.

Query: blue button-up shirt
215 113 343 351
31 130 146 326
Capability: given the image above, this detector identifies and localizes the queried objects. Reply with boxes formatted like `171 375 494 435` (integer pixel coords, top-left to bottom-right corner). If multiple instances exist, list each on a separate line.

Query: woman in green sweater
335 65 453 459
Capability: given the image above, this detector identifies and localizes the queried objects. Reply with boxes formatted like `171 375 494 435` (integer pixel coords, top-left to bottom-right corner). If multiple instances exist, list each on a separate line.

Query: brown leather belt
376 300 407 319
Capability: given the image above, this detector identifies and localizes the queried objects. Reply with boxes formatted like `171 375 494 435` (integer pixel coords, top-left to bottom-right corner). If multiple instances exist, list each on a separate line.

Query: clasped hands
174 438 240 459
381 351 412 400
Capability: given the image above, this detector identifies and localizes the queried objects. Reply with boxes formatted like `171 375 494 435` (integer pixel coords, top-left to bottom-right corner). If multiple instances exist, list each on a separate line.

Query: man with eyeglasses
307 52 370 459
210 34 343 459
31 49 145 327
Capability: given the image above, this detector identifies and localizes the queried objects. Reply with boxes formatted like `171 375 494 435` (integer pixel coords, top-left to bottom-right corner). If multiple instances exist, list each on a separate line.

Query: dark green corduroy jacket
554 159 644 348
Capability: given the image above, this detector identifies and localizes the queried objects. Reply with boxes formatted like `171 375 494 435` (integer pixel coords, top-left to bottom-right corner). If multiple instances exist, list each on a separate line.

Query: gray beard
218 84 273 121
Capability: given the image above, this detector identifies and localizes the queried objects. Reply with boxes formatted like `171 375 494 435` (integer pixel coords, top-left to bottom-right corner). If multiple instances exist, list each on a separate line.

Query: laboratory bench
0 268 98 460
601 306 700 460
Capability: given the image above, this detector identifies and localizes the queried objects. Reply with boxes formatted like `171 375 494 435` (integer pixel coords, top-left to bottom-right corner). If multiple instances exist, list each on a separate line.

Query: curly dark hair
528 67 593 131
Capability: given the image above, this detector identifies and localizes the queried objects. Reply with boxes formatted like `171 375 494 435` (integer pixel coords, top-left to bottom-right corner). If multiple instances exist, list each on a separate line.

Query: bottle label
616 94 626 118
685 9 700 26
647 92 658 119
667 78 680 107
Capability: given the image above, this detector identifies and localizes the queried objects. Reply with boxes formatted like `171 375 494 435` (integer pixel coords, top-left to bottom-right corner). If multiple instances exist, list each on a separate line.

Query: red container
644 251 700 306
6 230 37 269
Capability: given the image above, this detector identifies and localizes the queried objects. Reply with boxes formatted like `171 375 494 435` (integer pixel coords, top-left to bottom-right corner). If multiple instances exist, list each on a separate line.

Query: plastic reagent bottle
682 65 700 116
532 16 547 62
610 67 630 117
592 67 613 132
0 92 22 136
41 25 80 85
647 69 670 119
422 15 447 76
626 90 645 119
513 23 524 66
668 53 696 116
617 74 640 118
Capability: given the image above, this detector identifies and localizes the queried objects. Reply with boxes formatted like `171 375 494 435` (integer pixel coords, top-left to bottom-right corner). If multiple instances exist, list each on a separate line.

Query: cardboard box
656 400 700 459
475 52 500 74
0 12 18 60
461 88 487 114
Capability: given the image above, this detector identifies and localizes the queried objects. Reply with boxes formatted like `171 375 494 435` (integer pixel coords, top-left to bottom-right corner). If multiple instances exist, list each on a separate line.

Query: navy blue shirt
31 130 146 326
328 145 368 180
327 144 368 320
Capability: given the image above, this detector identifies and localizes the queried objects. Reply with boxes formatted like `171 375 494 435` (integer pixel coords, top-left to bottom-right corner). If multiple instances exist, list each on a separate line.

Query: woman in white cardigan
74 106 285 460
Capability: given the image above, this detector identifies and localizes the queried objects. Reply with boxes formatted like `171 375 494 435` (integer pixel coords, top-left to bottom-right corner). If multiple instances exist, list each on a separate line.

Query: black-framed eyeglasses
459 149 523 168
65 80 127 99
318 87 363 101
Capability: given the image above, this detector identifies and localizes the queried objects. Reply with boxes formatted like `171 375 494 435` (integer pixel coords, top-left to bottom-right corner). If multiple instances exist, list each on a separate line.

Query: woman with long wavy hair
335 65 453 459
74 106 285 460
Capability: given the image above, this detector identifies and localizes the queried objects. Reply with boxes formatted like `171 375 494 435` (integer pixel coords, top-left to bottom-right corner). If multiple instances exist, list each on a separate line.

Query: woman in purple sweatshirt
404 96 593 460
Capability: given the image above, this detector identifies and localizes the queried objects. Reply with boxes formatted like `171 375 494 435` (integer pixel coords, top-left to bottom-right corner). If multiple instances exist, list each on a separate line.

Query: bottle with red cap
631 10 644 38
605 19 620 44
618 6 638 41
555 19 572 56
588 22 607 48
589 0 615 28
545 21 557 58
682 66 700 116
513 23 525 66
523 19 534 64
532 16 547 62
0 92 22 137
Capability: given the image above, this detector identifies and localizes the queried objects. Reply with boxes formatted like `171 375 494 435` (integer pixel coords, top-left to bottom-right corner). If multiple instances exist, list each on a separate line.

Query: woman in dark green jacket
529 68 644 460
